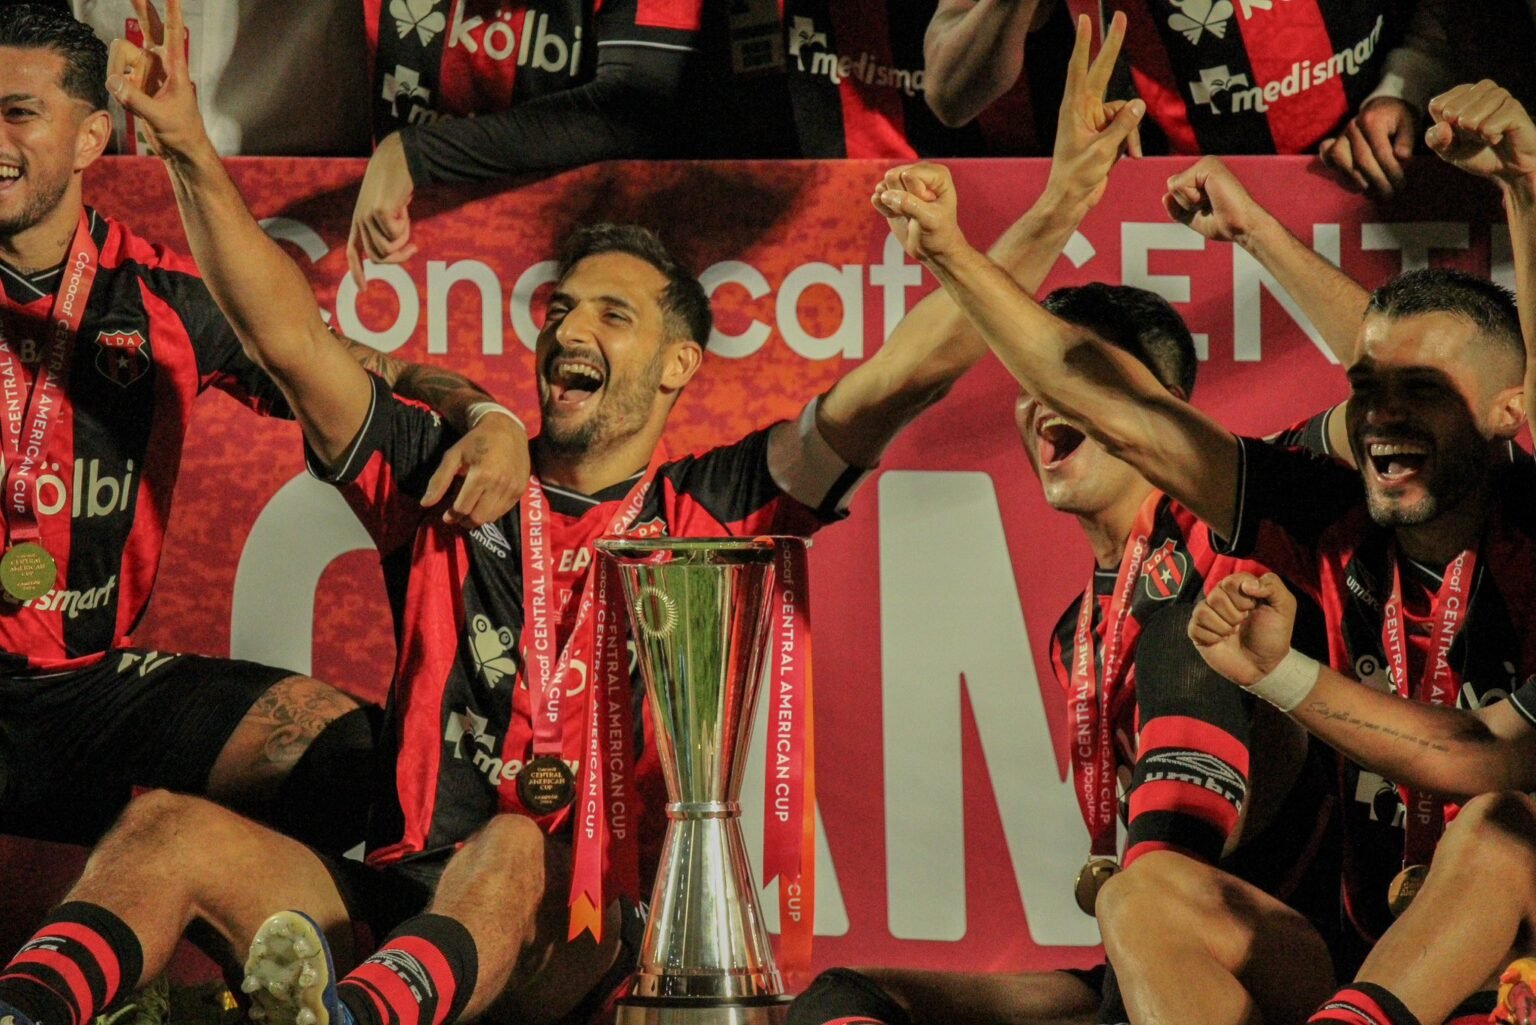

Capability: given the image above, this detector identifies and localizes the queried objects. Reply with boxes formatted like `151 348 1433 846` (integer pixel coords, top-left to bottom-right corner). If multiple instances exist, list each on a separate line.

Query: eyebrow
547 291 639 314
0 93 44 105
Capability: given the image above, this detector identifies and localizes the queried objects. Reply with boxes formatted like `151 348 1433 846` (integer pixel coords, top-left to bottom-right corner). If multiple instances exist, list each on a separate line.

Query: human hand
1163 156 1267 246
871 163 968 267
105 0 211 162
1186 572 1298 687
1046 12 1145 211
1426 80 1536 189
1318 97 1419 197
348 133 418 287
421 410 531 527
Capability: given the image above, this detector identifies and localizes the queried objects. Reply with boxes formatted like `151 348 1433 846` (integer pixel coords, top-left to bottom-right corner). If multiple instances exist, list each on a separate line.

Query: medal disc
517 756 577 814
0 543 56 603
1387 864 1427 917
1074 857 1119 916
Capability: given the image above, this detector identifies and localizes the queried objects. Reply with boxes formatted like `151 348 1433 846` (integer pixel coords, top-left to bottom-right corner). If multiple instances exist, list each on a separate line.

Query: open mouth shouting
0 160 21 191
1363 436 1432 487
1037 413 1088 470
543 351 607 411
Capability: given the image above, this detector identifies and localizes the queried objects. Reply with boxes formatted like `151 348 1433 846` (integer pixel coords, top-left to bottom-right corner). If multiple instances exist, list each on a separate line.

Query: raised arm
811 12 1142 468
108 0 526 526
875 162 1242 539
923 0 1050 127
1422 81 1536 441
1189 572 1536 798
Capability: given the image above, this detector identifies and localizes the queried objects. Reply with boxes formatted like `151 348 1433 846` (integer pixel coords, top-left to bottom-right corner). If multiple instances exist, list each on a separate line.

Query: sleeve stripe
307 374 381 483
1508 686 1536 732
595 39 698 52
768 397 874 515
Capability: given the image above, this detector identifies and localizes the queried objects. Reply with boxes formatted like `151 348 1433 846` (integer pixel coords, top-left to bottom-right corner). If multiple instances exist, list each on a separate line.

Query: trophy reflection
598 536 789 1025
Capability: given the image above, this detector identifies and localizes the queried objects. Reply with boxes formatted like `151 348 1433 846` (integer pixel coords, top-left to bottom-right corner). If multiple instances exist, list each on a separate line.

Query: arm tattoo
245 678 358 768
341 334 493 430
1303 700 1453 753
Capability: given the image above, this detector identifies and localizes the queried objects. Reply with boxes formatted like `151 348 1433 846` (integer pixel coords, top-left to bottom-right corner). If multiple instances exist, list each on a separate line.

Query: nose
554 301 598 347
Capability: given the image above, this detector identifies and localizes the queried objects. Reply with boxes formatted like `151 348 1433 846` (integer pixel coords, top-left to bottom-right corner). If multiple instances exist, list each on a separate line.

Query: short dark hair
1365 268 1525 375
1042 283 1199 397
0 4 109 112
556 224 713 348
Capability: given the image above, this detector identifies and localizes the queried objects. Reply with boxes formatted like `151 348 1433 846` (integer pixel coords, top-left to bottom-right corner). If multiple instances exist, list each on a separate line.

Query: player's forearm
817 190 1086 465
1239 210 1368 364
1289 666 1523 798
165 141 331 378
924 0 1040 126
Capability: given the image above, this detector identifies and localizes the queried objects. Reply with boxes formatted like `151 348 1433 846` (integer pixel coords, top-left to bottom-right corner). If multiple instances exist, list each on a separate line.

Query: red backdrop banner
81 155 1505 974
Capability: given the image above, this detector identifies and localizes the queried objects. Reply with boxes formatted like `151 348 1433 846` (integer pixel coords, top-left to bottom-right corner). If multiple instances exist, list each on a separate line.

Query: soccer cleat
0 1000 35 1025
241 912 351 1025
1493 959 1536 1025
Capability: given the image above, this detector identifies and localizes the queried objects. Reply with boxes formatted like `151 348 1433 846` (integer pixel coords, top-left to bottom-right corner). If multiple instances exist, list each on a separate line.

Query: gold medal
0 542 56 603
1387 864 1427 917
1074 857 1119 916
516 755 577 814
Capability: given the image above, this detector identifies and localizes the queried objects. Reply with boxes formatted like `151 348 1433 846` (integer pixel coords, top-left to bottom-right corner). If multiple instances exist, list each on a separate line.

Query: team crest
1140 539 1189 601
95 330 150 387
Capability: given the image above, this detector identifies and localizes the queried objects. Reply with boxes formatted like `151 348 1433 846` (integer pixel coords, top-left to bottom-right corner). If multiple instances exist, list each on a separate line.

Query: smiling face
0 46 105 244
536 250 692 457
1346 310 1521 528
1015 393 1147 517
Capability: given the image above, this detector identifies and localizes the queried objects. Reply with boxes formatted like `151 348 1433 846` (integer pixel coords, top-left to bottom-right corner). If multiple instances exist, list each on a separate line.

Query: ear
73 108 112 171
659 338 703 393
1488 383 1526 440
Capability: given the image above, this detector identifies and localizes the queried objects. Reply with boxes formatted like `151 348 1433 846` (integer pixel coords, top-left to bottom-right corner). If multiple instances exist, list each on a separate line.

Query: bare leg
207 675 359 807
1354 792 1536 1025
67 789 353 983
1098 851 1335 1025
858 966 1100 1025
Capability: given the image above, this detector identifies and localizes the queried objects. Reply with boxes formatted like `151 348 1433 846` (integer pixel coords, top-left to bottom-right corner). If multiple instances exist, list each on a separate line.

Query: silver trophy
598 537 790 1025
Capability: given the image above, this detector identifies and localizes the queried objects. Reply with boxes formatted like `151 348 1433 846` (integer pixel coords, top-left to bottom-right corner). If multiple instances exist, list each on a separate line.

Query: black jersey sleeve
398 0 702 184
149 266 291 417
1263 407 1336 459
306 373 457 548
1214 436 1365 595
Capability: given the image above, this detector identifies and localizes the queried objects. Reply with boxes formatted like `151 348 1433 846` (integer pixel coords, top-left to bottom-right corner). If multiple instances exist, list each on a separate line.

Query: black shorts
0 648 291 843
328 852 448 945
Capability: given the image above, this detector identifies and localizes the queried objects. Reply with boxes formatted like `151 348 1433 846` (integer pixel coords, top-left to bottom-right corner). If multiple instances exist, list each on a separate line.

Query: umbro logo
470 521 510 559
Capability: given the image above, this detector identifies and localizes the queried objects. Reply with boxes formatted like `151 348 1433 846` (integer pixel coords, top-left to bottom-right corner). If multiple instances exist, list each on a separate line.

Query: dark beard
0 171 69 248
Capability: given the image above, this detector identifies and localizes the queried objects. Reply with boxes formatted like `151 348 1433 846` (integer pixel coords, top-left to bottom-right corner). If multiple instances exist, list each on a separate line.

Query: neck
0 188 82 277
532 421 664 495
1077 480 1156 570
1397 476 1491 567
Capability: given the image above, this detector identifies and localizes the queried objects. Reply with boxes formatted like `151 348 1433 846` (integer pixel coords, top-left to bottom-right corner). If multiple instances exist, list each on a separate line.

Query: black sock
787 968 913 1025
1310 982 1421 1025
337 914 477 1025
275 705 379 857
0 902 145 1025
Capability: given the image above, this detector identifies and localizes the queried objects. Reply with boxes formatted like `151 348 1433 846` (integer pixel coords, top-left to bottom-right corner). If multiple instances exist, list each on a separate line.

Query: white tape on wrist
466 401 524 432
1248 649 1320 712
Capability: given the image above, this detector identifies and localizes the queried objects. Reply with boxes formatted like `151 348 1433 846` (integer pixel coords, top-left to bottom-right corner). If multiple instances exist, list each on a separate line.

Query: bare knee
80 790 248 882
1098 851 1228 934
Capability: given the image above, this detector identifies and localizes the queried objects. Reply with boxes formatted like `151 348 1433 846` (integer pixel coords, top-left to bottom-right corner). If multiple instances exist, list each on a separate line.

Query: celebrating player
875 78 1536 1025
0 2 526 855
0 3 1019 1025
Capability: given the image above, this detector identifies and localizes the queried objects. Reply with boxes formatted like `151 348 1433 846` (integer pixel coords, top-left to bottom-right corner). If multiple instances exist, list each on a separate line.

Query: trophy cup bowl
597 536 790 1025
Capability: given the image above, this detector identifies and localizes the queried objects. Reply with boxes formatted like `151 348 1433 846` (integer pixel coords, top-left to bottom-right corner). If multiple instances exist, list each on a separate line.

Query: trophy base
615 994 791 1025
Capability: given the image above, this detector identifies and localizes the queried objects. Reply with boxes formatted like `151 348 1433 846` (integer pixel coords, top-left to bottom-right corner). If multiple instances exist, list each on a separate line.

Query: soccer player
873 77 1536 1025
789 18 1344 1025
0 2 525 853
0 4 1025 1025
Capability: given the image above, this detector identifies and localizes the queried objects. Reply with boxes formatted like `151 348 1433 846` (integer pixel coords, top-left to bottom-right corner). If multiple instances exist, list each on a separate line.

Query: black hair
1365 268 1524 373
0 4 110 112
556 224 713 348
1042 282 1199 397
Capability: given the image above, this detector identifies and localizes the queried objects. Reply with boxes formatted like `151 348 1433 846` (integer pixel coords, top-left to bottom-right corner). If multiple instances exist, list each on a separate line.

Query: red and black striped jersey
1221 437 1536 939
0 210 285 674
1047 494 1274 860
1075 0 1405 154
366 0 704 140
710 0 1070 158
313 376 858 870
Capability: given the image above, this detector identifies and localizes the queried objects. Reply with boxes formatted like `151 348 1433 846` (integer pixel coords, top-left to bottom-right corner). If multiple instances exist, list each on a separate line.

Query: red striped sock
0 902 143 1025
1309 984 1421 1025
337 915 477 1025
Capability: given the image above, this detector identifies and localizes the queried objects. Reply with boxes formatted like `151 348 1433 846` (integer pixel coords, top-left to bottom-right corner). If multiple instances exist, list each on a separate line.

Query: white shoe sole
241 911 333 1025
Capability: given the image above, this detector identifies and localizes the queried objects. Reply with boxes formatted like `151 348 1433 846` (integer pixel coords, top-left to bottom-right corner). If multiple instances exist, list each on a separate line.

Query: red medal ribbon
1380 545 1477 867
1068 493 1161 859
761 537 815 982
519 449 665 942
0 213 97 549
